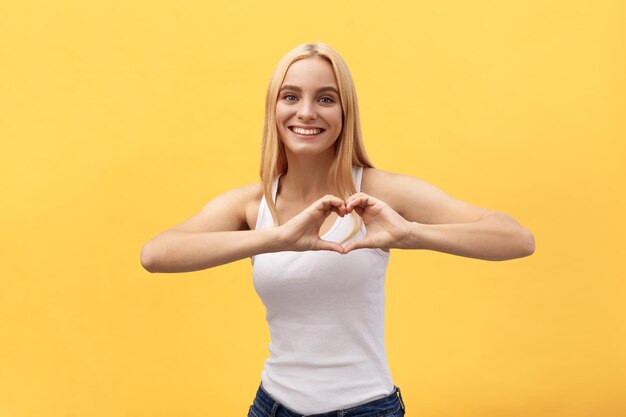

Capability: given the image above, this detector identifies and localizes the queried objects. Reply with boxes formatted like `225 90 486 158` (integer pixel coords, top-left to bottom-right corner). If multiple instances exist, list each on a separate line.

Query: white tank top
250 166 395 415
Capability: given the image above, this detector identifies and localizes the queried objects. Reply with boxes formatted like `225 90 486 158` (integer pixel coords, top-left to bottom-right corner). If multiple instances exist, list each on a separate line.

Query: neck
279 148 339 204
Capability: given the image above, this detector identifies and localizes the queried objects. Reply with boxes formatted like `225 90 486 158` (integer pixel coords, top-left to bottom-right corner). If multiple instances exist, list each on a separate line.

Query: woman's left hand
343 192 412 254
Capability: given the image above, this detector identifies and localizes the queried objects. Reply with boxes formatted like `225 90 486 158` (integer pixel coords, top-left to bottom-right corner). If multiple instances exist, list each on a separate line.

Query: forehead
282 56 338 88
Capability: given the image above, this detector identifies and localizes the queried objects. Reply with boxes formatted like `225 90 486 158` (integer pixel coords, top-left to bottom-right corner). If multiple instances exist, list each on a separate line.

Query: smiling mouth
289 126 325 136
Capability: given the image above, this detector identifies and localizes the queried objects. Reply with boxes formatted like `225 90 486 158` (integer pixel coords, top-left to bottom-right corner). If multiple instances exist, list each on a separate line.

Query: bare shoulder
361 167 399 199
241 181 264 230
361 167 419 215
361 167 493 224
168 181 264 233
221 181 264 231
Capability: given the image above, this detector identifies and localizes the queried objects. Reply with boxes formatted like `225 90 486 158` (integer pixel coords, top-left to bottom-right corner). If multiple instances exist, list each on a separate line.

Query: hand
278 194 348 254
343 192 412 254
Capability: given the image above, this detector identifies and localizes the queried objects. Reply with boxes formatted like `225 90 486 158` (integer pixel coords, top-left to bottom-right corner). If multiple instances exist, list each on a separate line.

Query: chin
280 140 334 157
280 131 339 150
286 145 328 156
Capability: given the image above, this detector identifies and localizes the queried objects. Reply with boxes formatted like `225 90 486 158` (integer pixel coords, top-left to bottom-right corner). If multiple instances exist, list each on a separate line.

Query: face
275 56 343 158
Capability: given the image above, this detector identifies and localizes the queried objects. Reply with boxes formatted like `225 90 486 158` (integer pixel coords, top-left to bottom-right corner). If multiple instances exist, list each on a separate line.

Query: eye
283 94 297 101
319 96 335 103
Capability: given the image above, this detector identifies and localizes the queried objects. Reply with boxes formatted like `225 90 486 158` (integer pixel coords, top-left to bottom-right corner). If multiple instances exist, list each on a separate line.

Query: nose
296 100 317 121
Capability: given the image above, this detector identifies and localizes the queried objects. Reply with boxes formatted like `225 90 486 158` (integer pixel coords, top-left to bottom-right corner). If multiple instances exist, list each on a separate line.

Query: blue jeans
247 382 406 417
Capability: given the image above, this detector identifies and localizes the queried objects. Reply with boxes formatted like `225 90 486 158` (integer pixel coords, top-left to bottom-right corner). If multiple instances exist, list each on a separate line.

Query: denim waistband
252 382 406 417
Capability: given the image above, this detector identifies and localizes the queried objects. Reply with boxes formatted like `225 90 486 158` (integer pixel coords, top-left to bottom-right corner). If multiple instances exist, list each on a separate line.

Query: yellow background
1 1 624 416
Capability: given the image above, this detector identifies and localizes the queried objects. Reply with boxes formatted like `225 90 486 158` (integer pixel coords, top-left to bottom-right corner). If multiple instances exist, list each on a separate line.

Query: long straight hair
260 43 375 243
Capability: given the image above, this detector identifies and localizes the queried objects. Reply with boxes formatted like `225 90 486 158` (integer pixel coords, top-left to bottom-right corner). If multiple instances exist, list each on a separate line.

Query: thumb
314 239 345 255
343 239 370 254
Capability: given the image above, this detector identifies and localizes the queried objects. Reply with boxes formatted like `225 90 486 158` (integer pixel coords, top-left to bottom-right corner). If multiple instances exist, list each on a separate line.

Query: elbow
140 242 159 273
518 228 535 258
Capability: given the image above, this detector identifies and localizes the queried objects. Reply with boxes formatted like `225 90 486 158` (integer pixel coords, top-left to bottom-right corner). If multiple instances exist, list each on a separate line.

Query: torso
250 167 394 411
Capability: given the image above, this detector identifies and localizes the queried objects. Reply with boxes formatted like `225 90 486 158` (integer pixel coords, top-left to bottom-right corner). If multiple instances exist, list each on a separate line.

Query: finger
315 239 345 254
343 239 370 254
329 204 346 217
314 195 346 214
345 197 365 214
345 193 376 211
346 192 369 204
322 205 346 220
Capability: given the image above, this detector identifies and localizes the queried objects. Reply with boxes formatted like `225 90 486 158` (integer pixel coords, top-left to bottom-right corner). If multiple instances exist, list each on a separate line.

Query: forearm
140 228 283 273
399 213 535 261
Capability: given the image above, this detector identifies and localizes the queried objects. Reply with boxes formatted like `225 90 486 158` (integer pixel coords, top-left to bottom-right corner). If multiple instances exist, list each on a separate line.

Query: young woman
140 42 535 417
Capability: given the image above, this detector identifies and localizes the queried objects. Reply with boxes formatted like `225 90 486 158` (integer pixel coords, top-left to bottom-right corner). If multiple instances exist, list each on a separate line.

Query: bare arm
140 184 281 273
140 185 347 273
354 169 535 261
140 228 286 273
400 212 535 261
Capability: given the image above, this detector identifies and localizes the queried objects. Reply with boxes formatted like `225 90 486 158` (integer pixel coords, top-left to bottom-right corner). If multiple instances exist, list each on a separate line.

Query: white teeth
292 127 322 135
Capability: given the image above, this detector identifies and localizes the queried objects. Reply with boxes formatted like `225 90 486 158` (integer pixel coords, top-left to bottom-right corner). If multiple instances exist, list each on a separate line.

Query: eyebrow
279 85 340 95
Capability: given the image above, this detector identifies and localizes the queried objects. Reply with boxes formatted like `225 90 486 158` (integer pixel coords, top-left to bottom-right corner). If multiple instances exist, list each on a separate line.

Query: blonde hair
259 42 375 244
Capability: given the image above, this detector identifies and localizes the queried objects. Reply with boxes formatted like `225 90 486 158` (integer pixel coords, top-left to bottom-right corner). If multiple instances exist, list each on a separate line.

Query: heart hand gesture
278 194 348 254
343 192 412 254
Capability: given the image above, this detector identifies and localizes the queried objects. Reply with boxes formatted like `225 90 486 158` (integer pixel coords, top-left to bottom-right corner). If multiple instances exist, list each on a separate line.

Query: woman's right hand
277 195 347 254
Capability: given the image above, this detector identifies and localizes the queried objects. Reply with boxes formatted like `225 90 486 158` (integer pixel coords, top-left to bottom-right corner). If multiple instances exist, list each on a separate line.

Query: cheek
326 109 343 130
274 106 290 139
275 103 288 122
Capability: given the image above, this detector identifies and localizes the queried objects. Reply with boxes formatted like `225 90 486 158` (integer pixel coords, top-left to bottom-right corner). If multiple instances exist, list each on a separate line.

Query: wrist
397 221 428 250
270 225 290 252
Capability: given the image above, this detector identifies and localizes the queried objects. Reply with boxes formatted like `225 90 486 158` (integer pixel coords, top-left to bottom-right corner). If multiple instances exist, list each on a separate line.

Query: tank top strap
354 165 364 192
271 173 284 204
254 173 282 233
